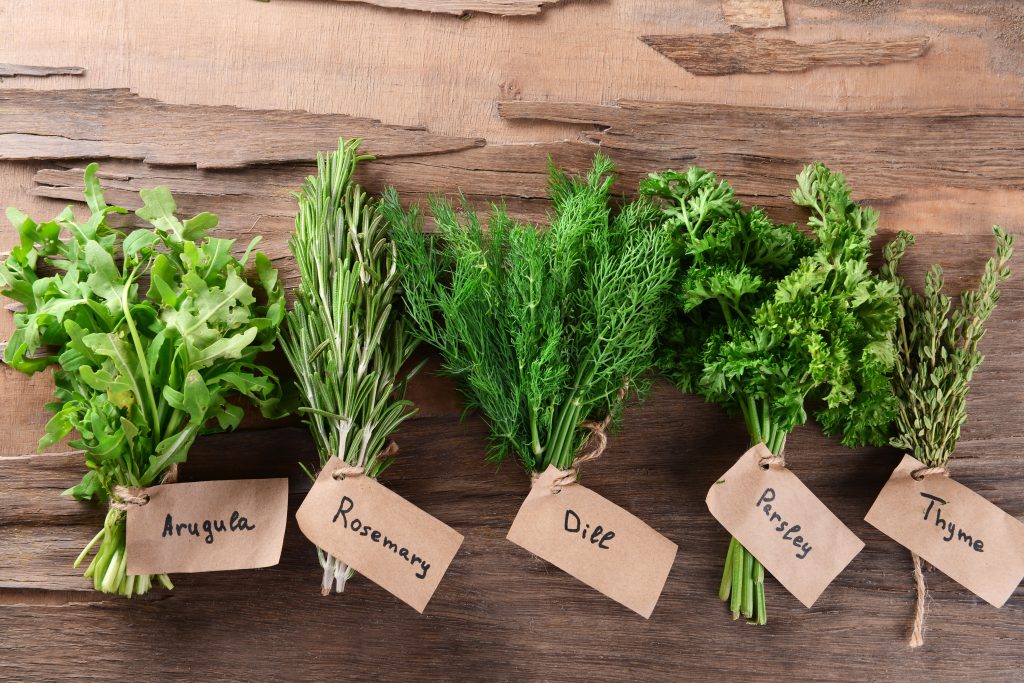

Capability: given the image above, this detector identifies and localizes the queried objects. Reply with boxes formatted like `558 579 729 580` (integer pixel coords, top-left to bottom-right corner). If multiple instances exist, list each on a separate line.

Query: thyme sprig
280 139 420 594
881 226 1013 647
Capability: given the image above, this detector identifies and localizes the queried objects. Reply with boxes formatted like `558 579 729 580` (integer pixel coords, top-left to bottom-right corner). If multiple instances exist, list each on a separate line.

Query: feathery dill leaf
385 154 675 474
280 139 420 594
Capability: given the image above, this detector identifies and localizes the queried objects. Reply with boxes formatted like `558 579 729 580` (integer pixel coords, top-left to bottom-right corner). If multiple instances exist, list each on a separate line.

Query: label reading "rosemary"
866 454 1024 607
126 478 289 575
295 457 464 613
706 444 864 608
506 465 678 619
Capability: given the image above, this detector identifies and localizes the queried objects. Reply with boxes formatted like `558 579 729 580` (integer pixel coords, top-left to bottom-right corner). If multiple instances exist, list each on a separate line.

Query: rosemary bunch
384 154 674 476
280 139 420 595
644 163 900 624
881 226 1014 646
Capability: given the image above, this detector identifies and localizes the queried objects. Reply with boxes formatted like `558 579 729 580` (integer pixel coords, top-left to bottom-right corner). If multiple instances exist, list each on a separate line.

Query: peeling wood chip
641 33 930 75
720 0 786 29
0 64 85 78
281 0 580 17
0 89 484 169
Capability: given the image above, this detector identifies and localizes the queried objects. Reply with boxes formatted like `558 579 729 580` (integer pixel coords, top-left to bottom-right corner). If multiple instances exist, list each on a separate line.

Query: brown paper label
295 457 464 613
506 465 678 618
126 478 289 575
866 454 1024 607
706 444 864 608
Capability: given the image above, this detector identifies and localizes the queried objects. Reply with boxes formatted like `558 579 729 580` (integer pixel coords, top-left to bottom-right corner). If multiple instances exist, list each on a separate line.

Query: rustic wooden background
2 1 1023 680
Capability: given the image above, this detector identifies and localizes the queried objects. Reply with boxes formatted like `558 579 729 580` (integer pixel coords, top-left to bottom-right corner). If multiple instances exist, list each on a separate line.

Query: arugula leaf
0 166 285 596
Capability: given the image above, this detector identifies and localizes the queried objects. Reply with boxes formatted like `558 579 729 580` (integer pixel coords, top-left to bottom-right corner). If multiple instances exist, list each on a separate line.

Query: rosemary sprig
384 154 675 475
280 139 420 595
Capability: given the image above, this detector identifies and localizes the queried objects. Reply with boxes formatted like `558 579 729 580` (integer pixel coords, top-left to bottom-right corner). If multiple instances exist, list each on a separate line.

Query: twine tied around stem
533 385 628 494
108 463 180 511
907 462 949 648
758 446 786 470
332 441 399 480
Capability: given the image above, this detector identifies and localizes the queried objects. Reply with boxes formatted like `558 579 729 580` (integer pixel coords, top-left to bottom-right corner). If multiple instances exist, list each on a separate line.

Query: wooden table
1 1 1022 680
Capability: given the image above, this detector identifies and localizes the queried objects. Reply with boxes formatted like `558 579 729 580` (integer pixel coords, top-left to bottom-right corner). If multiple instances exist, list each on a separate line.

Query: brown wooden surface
2 1 1024 681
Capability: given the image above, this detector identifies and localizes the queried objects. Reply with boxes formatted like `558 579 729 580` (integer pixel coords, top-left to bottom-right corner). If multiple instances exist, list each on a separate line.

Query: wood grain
642 33 931 75
720 0 786 28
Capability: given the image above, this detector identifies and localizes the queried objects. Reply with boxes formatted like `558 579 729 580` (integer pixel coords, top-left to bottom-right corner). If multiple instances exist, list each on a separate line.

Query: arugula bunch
643 163 900 624
881 226 1013 647
0 165 284 596
385 154 674 476
280 139 420 594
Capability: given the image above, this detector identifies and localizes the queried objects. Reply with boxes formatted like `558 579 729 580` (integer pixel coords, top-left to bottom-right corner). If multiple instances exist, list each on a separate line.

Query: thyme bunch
881 226 1013 646
280 139 420 595
384 154 674 475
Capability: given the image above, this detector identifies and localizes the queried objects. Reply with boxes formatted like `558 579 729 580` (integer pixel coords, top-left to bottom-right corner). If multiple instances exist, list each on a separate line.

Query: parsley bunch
280 139 420 594
643 163 900 624
0 165 285 596
385 154 674 475
881 226 1013 646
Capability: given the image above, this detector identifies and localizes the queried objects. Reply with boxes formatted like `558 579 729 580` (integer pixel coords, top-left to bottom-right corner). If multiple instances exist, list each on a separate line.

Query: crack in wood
641 33 931 75
291 0 583 16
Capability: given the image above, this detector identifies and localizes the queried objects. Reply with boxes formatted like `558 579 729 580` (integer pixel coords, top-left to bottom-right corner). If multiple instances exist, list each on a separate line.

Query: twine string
908 462 949 647
332 441 399 480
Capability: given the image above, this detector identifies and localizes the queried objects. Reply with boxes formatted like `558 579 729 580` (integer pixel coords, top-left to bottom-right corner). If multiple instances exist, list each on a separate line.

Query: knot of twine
108 463 179 511
535 412 614 494
758 446 786 470
908 461 949 648
332 441 399 480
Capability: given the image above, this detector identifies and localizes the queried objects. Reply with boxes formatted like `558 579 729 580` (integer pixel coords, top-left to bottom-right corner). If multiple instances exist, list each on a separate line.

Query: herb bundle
643 163 900 623
280 139 420 594
384 154 674 479
0 165 284 595
880 226 1014 647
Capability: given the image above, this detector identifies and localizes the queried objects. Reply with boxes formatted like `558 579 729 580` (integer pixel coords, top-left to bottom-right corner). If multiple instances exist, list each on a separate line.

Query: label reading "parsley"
706 444 864 608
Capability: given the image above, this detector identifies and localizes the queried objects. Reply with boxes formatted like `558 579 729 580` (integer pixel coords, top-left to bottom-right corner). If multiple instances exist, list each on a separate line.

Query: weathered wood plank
295 0 585 16
499 99 1024 233
0 89 484 169
642 33 930 75
720 0 786 29
1 374 1022 680
0 64 85 78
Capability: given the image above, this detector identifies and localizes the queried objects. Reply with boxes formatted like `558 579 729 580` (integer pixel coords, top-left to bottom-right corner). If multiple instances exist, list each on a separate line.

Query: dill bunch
280 139 420 595
644 163 901 624
384 153 675 475
880 226 1013 646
